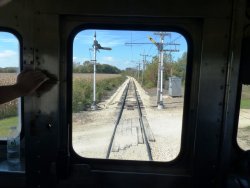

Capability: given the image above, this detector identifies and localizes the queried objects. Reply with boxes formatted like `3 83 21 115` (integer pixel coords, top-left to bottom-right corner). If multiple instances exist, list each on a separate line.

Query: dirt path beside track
73 78 183 161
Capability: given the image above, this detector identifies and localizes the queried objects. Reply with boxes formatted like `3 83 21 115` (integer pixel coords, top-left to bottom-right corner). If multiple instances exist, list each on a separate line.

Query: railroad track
106 78 155 161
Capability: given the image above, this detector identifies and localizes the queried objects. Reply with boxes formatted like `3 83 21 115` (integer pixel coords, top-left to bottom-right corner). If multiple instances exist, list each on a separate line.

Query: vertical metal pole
93 45 96 105
138 62 140 81
140 53 149 86
137 65 139 80
92 32 97 110
157 52 161 106
159 48 164 106
141 59 144 86
91 31 111 110
158 35 164 109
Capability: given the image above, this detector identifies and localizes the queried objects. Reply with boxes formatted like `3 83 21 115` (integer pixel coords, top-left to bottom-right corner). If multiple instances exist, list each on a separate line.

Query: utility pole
125 33 180 109
140 53 151 86
137 62 140 80
130 60 140 81
91 32 112 110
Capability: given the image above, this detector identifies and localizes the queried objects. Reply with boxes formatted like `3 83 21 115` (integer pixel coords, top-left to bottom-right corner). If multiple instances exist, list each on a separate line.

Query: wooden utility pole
140 53 151 86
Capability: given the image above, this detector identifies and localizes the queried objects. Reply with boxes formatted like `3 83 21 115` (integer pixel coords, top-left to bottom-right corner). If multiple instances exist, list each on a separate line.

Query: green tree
143 56 158 88
140 52 187 89
172 52 187 78
73 61 121 74
83 61 94 73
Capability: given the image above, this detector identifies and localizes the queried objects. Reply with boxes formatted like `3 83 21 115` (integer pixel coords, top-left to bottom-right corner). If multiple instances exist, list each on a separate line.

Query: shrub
73 75 126 112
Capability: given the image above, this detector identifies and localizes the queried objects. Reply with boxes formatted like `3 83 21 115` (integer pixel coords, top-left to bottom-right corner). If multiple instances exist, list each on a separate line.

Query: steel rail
133 80 153 161
106 80 130 159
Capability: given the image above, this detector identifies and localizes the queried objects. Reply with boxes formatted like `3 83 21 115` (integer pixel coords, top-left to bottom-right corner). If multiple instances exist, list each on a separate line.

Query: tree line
0 62 121 74
73 61 121 74
124 52 187 88
0 67 18 73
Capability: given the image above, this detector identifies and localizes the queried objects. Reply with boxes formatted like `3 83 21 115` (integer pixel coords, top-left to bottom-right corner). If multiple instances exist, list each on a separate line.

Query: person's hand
15 70 49 96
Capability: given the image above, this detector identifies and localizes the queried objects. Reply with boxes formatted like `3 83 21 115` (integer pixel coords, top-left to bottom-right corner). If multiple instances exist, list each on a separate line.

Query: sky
0 32 19 68
74 29 187 70
0 30 187 70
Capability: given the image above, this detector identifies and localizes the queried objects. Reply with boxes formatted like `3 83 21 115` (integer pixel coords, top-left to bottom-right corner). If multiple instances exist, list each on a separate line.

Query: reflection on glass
0 32 20 139
72 29 187 161
237 85 250 150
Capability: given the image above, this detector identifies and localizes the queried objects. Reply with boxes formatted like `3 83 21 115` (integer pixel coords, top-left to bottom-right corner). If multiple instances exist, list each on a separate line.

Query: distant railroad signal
125 32 180 109
91 32 112 110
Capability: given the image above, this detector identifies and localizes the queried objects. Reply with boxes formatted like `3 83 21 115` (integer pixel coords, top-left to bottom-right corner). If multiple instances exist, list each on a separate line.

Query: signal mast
148 32 178 109
91 32 112 110
125 32 179 109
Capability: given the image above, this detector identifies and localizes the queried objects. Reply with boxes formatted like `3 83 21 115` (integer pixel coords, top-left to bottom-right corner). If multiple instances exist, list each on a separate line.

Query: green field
0 116 18 137
241 85 250 109
0 73 125 137
241 99 250 109
73 75 126 112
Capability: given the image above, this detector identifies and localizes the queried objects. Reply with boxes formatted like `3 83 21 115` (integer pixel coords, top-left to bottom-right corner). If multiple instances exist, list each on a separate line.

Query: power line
124 32 180 109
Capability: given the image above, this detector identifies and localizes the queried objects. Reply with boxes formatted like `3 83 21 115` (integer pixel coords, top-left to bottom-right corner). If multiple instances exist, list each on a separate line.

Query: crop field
0 73 125 137
241 85 250 109
0 73 17 84
0 73 18 120
73 73 121 81
0 73 18 138
73 74 125 112
0 73 120 82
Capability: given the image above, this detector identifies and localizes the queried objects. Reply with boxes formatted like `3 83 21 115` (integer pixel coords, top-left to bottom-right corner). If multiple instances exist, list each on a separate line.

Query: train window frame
236 84 250 151
0 28 23 144
66 20 195 170
235 36 250 151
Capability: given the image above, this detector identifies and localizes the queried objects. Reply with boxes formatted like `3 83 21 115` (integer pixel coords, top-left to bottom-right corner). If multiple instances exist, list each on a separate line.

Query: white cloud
101 56 114 63
97 33 125 47
0 50 19 67
0 50 17 58
73 56 90 64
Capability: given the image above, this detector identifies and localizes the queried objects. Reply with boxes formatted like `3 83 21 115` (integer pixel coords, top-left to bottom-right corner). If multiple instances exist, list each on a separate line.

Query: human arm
0 70 48 104
0 84 22 104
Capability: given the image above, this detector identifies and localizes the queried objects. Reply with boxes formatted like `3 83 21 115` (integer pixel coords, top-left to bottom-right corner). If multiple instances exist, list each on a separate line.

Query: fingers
32 71 49 82
16 70 50 96
27 71 49 89
32 74 49 90
18 70 48 81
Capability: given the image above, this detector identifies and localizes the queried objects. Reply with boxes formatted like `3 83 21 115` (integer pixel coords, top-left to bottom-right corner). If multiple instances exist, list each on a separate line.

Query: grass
73 75 126 112
240 99 250 109
240 85 250 109
0 116 18 137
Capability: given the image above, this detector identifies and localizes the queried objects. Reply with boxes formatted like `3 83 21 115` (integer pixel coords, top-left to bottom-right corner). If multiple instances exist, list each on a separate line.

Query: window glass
237 84 250 150
0 32 20 140
72 29 187 161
